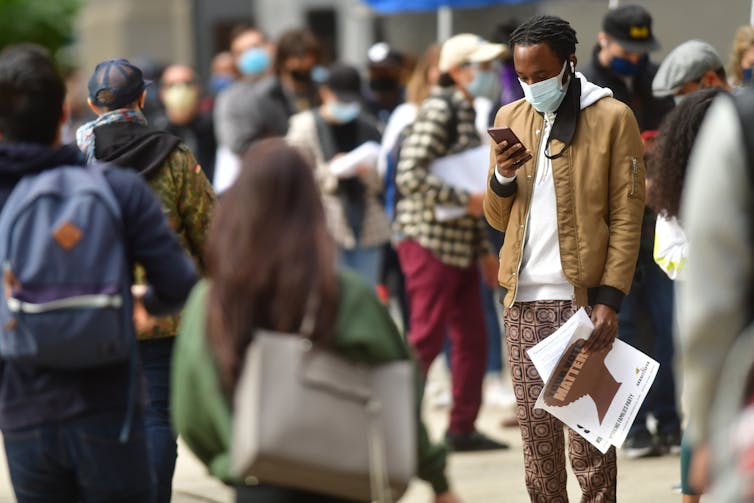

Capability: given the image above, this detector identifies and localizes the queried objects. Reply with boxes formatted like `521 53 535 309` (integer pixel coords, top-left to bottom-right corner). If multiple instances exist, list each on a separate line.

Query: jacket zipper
509 116 545 308
629 157 638 197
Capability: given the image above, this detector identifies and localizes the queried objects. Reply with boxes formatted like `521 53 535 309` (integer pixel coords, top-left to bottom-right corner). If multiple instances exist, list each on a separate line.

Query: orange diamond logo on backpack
53 221 83 250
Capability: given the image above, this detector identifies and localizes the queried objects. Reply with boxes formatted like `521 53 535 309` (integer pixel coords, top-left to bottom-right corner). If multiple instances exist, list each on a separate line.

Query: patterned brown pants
504 300 617 503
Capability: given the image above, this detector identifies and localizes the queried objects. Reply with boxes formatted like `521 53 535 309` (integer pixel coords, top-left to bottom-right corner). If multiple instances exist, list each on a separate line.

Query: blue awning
363 0 534 15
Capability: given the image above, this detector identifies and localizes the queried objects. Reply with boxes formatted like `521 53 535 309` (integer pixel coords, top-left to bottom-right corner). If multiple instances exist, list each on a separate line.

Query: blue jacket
0 141 198 430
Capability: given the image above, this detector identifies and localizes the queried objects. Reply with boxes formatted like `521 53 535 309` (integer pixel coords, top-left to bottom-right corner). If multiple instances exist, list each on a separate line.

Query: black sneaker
444 430 510 452
658 427 682 456
622 428 661 459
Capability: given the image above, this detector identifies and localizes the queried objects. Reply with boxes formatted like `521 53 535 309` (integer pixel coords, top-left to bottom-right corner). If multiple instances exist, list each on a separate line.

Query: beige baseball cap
438 34 508 73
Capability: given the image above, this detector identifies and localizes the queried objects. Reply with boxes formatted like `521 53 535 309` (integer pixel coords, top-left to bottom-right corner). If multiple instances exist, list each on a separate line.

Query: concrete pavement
167 396 681 503
0 381 681 502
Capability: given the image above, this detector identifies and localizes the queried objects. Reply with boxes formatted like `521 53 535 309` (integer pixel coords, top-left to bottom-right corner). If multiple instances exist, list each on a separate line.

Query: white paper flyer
527 308 659 453
429 145 490 221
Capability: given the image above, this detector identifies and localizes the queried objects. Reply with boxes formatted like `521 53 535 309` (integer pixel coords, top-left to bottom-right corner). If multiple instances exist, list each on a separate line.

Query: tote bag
230 328 416 502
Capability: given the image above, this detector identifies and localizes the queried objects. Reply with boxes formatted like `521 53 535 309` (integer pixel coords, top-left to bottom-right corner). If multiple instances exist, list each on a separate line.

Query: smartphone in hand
487 127 533 164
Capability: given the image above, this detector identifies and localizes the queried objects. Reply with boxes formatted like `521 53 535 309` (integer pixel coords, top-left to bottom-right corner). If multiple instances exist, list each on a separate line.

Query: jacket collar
0 142 84 181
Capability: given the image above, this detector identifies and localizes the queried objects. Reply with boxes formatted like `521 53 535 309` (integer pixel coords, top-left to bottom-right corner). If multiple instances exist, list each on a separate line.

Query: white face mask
519 60 570 113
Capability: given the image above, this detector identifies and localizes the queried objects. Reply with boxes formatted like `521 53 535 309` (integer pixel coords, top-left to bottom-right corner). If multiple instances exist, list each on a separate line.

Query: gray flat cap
652 40 723 97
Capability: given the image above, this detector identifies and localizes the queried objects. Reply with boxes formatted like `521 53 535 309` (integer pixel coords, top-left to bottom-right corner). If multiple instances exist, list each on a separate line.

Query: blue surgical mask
467 69 500 100
238 48 270 76
327 101 361 124
743 67 753 85
209 75 233 94
519 60 570 113
609 55 647 77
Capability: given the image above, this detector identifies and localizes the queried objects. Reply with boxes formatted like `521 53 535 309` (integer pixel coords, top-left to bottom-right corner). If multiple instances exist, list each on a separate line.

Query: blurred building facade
76 0 749 86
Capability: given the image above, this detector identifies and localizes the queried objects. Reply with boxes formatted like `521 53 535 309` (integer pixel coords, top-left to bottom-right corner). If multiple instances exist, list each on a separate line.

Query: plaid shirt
394 88 490 268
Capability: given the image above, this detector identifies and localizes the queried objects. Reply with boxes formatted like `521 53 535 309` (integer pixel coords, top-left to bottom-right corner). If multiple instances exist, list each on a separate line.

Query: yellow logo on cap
630 26 650 39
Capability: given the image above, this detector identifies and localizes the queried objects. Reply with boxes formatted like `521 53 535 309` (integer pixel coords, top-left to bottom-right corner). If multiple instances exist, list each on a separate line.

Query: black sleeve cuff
489 172 518 198
591 285 625 313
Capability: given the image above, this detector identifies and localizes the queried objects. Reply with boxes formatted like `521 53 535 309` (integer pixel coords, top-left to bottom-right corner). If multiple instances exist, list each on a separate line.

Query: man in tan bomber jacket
483 15 645 503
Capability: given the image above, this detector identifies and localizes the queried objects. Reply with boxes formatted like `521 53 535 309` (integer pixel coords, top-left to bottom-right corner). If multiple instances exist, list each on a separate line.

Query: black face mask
369 77 400 93
290 69 313 84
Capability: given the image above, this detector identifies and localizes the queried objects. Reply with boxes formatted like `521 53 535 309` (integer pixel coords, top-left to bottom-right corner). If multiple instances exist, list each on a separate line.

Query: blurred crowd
1 3 754 503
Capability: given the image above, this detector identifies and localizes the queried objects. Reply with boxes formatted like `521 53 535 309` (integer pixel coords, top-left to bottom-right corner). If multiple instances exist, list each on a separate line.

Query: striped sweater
394 87 491 268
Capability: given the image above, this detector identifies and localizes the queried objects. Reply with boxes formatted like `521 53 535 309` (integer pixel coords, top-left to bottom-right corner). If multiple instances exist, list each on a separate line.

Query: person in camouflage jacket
77 58 215 503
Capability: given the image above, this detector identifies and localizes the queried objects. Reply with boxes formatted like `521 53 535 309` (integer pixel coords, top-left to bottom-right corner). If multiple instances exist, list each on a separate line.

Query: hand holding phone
488 127 533 176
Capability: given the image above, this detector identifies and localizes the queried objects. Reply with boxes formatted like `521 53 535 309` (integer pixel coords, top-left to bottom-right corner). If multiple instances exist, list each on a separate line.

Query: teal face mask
238 48 270 76
327 101 361 124
467 69 500 100
519 60 570 113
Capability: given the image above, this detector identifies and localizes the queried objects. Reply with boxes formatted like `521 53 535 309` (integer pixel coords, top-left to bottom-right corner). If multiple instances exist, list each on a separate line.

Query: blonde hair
406 44 441 105
728 25 754 85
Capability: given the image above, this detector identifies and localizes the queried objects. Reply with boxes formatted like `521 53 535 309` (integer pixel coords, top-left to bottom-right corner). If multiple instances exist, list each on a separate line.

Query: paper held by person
527 308 659 454
429 145 489 221
328 141 381 178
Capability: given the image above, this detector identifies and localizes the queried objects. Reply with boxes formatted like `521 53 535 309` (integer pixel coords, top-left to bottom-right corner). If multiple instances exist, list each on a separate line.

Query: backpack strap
433 92 459 149
313 110 339 162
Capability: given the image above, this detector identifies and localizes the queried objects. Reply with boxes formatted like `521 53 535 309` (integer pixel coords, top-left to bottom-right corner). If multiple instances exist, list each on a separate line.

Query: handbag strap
367 399 393 503
298 292 318 338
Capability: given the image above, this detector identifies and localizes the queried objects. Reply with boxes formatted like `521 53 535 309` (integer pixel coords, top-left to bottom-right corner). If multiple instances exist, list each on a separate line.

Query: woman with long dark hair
648 87 724 503
171 138 461 503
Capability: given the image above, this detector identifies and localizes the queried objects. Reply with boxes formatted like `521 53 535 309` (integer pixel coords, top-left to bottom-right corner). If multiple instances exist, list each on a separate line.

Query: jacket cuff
591 285 625 313
489 172 518 198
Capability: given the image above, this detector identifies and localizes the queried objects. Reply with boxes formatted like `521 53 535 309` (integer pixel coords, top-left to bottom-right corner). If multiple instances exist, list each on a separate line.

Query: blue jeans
138 337 177 503
3 408 153 503
481 279 503 373
339 245 382 287
618 254 680 434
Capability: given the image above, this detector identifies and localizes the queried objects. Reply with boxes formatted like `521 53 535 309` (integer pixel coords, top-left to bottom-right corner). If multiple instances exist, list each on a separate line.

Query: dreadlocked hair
509 15 578 62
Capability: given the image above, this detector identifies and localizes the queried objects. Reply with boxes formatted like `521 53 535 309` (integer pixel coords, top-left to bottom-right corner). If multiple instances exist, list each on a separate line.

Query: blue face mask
467 69 500 100
238 48 270 76
609 55 647 77
327 101 361 124
743 67 753 85
209 75 233 95
519 60 570 113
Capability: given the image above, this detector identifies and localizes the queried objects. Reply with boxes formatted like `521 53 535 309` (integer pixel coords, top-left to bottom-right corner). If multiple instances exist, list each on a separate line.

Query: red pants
397 240 486 434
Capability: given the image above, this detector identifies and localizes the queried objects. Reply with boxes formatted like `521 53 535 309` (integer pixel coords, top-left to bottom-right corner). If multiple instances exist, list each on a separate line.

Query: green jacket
135 143 215 340
171 269 450 494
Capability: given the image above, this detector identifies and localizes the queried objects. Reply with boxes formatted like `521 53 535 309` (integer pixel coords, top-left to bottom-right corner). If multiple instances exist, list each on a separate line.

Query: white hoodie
497 73 613 302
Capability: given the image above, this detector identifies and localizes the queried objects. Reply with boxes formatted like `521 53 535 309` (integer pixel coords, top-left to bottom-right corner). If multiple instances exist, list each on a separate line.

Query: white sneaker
484 376 516 408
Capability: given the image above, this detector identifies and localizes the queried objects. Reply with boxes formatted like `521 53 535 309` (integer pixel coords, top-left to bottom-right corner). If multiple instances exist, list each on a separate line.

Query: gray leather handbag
230 314 417 502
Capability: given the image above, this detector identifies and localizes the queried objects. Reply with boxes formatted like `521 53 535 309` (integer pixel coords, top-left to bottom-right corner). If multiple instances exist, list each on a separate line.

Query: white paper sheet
328 141 381 178
527 308 660 453
213 145 240 195
429 146 490 221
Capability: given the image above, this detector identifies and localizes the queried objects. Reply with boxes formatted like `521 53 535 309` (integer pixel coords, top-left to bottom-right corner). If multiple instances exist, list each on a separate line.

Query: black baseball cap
323 63 362 103
88 58 152 110
603 5 660 53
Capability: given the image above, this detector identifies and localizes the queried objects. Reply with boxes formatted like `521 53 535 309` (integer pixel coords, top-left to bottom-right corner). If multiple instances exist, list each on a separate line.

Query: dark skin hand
585 303 618 352
494 140 532 177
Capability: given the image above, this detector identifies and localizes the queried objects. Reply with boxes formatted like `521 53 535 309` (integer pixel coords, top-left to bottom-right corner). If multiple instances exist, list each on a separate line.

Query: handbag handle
298 291 318 338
